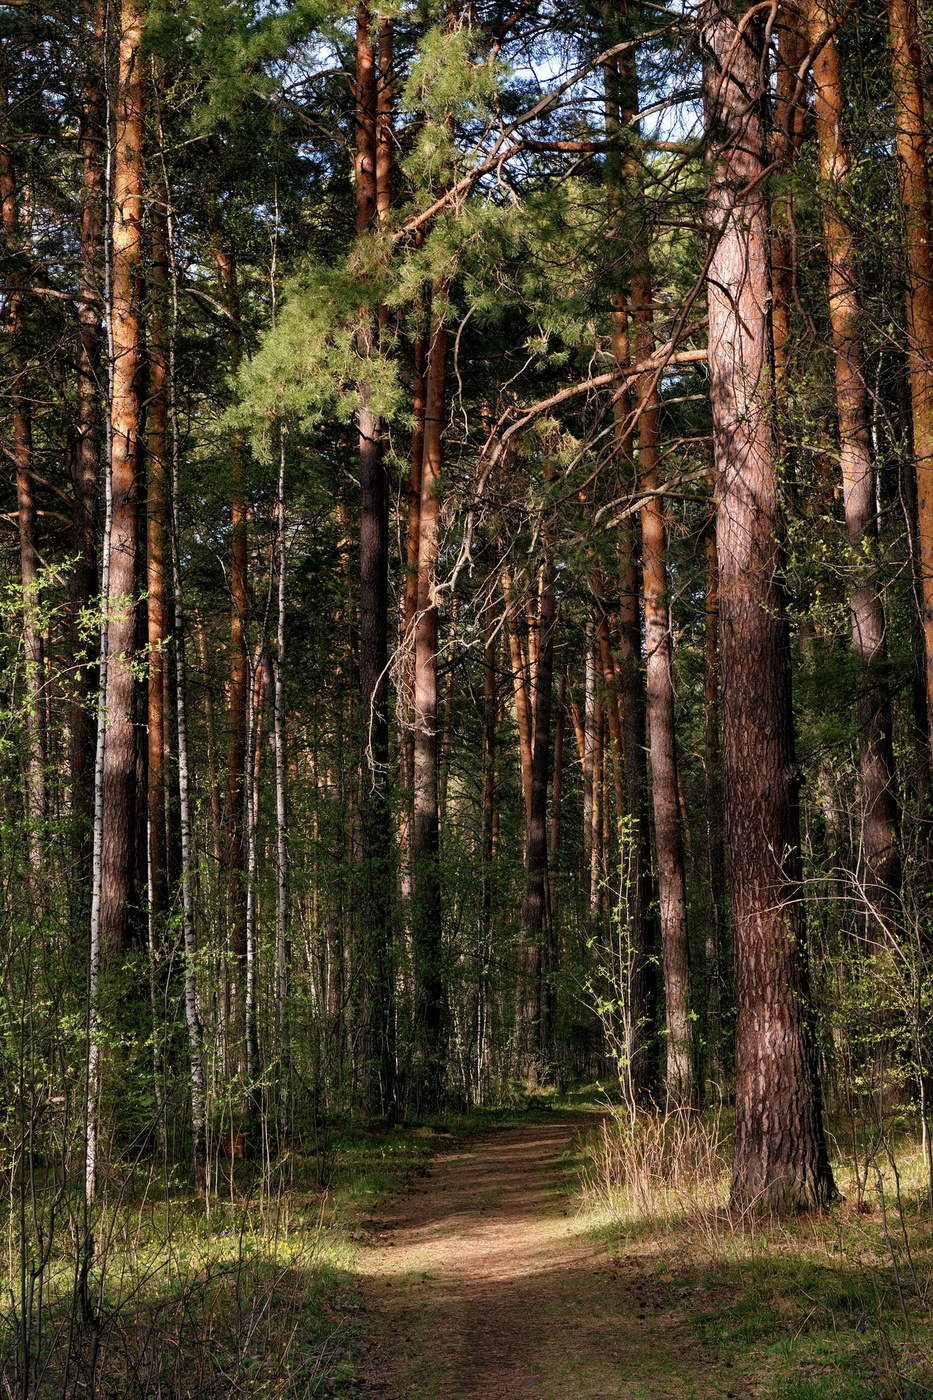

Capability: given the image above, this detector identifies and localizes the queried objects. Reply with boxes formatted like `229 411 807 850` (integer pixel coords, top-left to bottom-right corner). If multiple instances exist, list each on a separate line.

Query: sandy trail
357 1114 737 1400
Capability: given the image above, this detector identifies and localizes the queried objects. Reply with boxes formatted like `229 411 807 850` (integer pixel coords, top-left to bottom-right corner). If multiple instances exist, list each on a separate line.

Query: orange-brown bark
101 0 146 952
888 0 933 759
807 0 900 915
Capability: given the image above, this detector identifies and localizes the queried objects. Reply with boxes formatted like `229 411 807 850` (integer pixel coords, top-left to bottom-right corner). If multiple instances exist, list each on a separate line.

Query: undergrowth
0 1109 511 1399
578 1107 933 1400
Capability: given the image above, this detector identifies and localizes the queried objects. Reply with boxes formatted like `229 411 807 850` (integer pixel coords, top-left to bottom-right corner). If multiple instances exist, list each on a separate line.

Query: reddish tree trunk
100 0 146 954
771 2 808 447
887 0 933 770
501 563 534 823
1 77 45 866
517 559 556 1077
72 3 104 830
633 304 694 1109
146 205 171 921
702 483 725 1095
355 2 395 1115
702 0 834 1211
411 308 450 1107
807 0 900 922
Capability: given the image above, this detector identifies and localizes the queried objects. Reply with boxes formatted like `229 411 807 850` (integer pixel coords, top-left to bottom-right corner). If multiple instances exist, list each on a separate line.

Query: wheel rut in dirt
357 1113 736 1400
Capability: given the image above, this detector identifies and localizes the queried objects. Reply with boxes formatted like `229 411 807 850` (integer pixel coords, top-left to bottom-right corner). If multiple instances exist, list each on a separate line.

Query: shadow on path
357 1115 741 1400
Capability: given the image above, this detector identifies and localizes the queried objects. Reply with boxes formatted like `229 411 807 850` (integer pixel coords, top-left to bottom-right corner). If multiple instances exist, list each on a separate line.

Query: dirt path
357 1114 737 1400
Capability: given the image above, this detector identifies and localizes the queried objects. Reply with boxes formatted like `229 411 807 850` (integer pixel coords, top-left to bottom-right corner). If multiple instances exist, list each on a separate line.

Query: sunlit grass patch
574 1106 933 1400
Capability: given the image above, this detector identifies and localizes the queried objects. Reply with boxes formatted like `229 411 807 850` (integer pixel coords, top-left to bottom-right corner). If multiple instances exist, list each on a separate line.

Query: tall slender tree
887 0 933 771
355 3 395 1115
100 0 145 956
411 306 450 1106
806 0 900 923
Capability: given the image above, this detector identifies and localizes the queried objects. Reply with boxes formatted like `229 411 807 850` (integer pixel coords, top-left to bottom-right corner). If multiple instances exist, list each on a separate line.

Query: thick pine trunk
701 0 835 1212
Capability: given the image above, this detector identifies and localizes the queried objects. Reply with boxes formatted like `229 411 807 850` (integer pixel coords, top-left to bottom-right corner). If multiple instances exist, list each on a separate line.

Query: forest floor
356 1111 738 1399
351 1109 933 1400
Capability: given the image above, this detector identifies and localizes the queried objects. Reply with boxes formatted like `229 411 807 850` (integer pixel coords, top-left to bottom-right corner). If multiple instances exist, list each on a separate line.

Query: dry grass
577 1106 933 1399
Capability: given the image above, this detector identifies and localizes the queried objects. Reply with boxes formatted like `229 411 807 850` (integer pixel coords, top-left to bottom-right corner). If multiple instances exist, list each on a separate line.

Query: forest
1 0 932 1395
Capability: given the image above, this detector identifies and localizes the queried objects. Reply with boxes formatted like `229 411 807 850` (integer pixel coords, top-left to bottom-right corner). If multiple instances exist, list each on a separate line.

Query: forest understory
4 0 933 1394
5 1098 930 1398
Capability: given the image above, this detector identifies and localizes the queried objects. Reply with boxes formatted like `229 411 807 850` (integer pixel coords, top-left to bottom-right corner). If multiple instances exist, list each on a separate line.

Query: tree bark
400 308 428 906
501 562 534 823
702 483 726 1097
771 2 808 451
1 74 46 869
807 0 900 922
355 1 395 1116
213 240 249 1071
633 303 694 1109
477 603 498 1101
604 24 657 1100
411 307 449 1110
101 0 145 955
147 203 170 925
273 433 290 1145
517 558 556 1078
887 0 933 773
701 0 835 1212
162 194 207 1186
71 1 104 833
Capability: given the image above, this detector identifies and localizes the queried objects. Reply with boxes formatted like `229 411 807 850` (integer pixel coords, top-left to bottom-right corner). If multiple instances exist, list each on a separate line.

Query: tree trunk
807 0 900 923
501 562 534 823
1 75 46 869
702 484 726 1098
477 604 498 1102
603 26 657 1100
701 0 835 1212
147 204 170 926
71 0 104 837
582 620 596 904
517 559 556 1079
400 310 428 908
244 653 266 1130
771 2 808 453
101 0 145 956
411 307 449 1110
633 301 694 1109
356 1 395 1116
549 670 567 866
162 191 207 1186
213 241 249 1072
273 433 290 1146
887 0 933 774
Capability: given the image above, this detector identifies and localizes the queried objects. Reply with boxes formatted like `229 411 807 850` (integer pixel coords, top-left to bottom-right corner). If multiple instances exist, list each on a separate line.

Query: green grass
0 1107 519 1399
575 1109 933 1400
